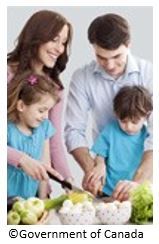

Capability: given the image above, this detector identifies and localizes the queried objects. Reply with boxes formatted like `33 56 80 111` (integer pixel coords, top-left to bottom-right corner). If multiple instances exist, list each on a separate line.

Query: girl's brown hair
7 10 73 89
113 86 153 121
8 71 59 123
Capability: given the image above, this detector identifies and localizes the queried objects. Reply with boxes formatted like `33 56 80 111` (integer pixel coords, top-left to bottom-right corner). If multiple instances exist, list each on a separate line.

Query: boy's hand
112 180 139 201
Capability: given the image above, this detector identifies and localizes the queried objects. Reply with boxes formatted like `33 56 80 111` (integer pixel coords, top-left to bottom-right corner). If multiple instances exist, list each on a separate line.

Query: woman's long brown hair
8 10 73 89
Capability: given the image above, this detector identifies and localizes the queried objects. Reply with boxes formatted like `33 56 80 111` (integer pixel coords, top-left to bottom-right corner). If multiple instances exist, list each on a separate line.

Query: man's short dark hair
88 13 130 50
113 86 153 121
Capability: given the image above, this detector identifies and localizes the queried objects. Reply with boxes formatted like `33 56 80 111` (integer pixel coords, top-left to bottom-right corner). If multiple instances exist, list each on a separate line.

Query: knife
47 172 114 203
47 172 85 193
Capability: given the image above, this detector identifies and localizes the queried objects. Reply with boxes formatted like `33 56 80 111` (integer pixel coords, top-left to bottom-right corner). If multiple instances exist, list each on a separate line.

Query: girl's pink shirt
7 66 72 178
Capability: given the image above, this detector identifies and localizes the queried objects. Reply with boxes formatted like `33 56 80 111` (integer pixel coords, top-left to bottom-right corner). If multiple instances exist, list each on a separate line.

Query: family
7 10 153 201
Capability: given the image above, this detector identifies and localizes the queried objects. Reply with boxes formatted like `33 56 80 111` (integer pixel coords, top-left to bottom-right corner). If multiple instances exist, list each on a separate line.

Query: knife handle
47 172 72 190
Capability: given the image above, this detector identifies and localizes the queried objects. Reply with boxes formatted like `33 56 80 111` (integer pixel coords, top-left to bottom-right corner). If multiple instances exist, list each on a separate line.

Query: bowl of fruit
7 197 48 225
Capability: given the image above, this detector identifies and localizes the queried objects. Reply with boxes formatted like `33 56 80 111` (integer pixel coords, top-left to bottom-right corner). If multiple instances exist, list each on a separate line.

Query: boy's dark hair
88 13 130 50
113 86 153 121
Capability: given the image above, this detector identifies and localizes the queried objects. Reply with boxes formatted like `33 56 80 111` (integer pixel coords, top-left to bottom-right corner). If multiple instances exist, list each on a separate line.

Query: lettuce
130 182 153 224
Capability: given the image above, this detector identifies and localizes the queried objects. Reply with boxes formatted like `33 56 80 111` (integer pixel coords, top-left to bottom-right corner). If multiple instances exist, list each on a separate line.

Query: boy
87 86 152 199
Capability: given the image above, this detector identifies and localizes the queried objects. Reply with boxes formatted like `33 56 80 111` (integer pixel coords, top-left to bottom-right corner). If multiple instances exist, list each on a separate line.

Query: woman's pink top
7 66 72 179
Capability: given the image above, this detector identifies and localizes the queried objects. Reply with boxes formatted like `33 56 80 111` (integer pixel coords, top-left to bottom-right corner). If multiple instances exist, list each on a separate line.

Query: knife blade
47 172 113 202
47 171 85 193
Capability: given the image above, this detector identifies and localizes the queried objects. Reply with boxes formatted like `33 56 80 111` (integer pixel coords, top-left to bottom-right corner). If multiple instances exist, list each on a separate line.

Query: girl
7 71 64 199
7 10 73 182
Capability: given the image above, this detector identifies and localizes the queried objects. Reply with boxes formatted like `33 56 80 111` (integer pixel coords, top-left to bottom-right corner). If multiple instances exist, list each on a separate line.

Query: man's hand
82 171 103 196
83 156 106 196
112 180 139 201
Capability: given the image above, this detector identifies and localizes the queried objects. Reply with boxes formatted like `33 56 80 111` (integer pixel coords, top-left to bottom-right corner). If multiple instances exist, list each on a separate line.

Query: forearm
50 136 72 178
94 156 105 167
71 147 95 173
133 150 153 183
38 181 49 199
49 93 72 179
8 146 25 167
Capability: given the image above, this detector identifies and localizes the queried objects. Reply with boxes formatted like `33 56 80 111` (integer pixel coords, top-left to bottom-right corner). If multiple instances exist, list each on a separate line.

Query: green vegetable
68 192 92 204
130 182 153 224
44 194 68 210
24 197 45 218
7 210 21 225
21 209 38 225
12 200 25 214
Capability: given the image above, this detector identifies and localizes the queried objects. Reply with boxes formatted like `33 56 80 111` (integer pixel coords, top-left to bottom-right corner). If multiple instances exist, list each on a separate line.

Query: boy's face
93 44 129 79
118 117 146 135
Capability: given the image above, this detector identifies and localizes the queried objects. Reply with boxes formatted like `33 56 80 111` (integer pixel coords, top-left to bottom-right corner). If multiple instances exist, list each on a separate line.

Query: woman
7 10 73 184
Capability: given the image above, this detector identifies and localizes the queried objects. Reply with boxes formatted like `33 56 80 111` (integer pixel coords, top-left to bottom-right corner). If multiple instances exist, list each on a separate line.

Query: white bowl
59 210 95 225
58 201 96 225
96 201 131 225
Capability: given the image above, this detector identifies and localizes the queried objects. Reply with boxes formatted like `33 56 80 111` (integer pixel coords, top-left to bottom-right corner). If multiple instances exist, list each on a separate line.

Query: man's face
93 44 130 79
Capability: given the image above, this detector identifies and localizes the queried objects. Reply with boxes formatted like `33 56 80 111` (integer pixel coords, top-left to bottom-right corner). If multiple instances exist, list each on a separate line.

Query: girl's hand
44 164 64 181
19 154 49 181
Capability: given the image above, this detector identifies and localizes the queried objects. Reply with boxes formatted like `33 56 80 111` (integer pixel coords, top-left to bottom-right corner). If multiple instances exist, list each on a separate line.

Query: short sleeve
41 119 56 139
91 126 110 158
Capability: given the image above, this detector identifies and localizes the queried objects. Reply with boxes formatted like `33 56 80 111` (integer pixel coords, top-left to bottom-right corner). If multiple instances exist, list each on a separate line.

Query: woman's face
35 24 69 72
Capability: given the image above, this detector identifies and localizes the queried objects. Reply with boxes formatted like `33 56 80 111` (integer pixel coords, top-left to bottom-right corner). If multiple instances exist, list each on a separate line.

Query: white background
1 0 159 243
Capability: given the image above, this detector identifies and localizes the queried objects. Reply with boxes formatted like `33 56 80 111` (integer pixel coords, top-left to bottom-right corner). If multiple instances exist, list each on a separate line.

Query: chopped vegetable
68 192 92 204
130 182 153 224
44 194 68 210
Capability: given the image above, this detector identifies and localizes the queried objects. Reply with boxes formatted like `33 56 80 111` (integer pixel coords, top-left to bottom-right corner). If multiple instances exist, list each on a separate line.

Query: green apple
12 200 25 214
7 210 21 225
21 209 38 225
25 197 45 218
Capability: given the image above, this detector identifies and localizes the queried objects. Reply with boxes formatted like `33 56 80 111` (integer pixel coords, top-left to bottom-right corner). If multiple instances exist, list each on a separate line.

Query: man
65 13 152 200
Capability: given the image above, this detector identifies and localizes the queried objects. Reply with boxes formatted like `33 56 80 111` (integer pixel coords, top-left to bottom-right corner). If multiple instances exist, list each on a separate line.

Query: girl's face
35 25 69 72
118 117 146 135
17 93 56 130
